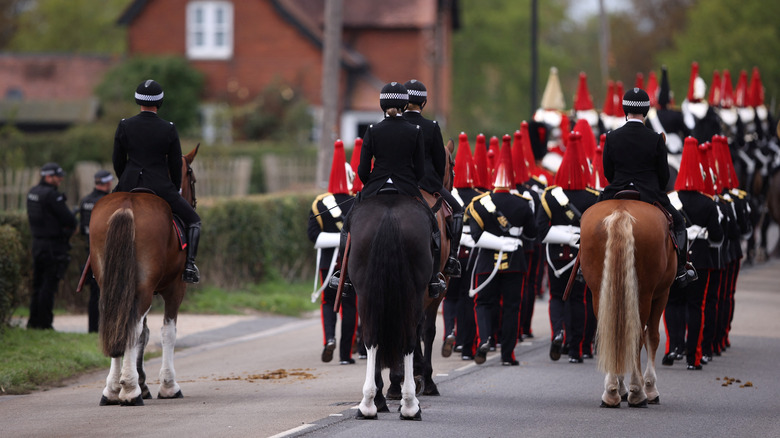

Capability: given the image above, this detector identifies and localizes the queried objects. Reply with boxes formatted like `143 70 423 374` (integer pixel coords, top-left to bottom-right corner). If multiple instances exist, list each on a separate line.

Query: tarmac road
1 257 779 438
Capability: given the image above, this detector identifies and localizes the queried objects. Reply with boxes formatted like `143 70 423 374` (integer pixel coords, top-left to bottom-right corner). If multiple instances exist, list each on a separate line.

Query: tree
6 0 127 54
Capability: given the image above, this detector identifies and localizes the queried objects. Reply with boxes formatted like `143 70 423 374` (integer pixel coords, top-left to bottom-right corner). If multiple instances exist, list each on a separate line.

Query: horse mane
99 208 140 358
596 209 641 375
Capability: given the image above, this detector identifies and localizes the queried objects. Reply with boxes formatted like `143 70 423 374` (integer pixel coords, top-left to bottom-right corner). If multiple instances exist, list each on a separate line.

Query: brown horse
90 145 199 406
387 139 455 398
578 199 675 407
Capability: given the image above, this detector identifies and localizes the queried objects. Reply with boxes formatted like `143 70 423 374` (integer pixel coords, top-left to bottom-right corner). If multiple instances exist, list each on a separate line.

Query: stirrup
329 270 352 290
429 273 446 298
443 257 461 278
183 262 200 284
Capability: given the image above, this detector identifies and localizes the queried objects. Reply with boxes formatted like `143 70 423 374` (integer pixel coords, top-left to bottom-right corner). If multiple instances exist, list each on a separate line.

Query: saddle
129 187 187 250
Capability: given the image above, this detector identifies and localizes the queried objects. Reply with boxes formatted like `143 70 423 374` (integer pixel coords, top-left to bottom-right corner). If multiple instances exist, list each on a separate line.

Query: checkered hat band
41 169 58 176
97 175 114 183
135 91 164 101
623 99 650 107
380 93 408 100
408 90 427 97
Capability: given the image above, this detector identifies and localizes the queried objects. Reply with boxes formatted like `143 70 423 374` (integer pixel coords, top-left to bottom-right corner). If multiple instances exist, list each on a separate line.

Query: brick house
118 0 460 144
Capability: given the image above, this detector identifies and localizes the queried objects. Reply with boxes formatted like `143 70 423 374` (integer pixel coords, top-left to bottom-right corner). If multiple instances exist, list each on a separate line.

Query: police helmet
135 79 164 108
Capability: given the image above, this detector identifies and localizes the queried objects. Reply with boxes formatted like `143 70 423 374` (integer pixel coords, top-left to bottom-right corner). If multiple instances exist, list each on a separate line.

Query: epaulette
585 187 601 196
311 192 334 229
512 192 532 201
466 192 492 229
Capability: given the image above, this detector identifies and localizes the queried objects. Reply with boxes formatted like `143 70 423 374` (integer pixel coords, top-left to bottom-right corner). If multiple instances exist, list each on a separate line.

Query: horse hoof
158 390 183 399
628 399 648 408
648 396 660 405
621 392 628 402
355 410 377 420
422 385 440 396
119 394 145 406
141 389 153 399
414 375 424 396
99 395 119 406
600 401 620 408
400 408 422 421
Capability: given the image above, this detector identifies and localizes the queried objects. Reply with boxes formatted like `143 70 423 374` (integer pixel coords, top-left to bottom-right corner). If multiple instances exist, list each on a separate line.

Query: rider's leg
438 187 463 278
670 207 696 287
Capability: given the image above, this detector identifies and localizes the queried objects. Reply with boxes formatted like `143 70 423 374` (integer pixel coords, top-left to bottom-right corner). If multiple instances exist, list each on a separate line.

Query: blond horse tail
595 210 641 375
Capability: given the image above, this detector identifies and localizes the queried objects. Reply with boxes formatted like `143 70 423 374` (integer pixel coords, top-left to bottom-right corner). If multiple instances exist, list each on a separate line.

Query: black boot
329 228 353 291
183 222 201 283
443 213 463 278
673 229 697 288
429 226 446 298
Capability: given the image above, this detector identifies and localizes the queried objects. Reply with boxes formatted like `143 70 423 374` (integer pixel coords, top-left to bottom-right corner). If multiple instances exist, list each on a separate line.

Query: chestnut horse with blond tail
89 145 198 406
578 199 675 408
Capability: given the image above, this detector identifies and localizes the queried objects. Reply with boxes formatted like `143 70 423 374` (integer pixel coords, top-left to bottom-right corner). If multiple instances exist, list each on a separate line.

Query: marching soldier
26 162 77 330
536 131 600 363
663 137 724 369
308 140 358 364
78 170 113 333
467 140 537 366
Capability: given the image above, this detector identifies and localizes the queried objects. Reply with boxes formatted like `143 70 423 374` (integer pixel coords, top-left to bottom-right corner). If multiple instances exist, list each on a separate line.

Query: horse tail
99 208 139 358
595 209 641 375
363 210 419 368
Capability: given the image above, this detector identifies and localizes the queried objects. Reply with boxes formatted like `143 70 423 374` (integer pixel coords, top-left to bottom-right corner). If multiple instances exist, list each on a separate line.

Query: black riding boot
329 228 353 292
429 227 447 298
183 222 201 283
443 212 463 278
673 229 697 288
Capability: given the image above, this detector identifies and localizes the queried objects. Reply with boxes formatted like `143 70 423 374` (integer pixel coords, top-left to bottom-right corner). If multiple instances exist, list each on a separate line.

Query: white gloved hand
314 232 340 249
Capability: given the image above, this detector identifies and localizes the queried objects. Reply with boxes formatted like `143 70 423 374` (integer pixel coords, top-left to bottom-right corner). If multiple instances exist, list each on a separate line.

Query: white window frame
186 1 234 60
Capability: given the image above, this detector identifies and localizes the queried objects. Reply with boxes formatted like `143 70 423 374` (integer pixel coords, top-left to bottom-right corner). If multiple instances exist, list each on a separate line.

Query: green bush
199 192 318 288
0 124 115 171
0 225 24 327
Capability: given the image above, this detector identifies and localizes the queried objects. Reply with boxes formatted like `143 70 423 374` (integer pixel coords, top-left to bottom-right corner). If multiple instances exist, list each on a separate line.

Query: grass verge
2 279 318 395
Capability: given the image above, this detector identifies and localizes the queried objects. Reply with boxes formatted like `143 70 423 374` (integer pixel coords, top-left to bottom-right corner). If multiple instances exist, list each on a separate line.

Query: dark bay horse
89 145 199 406
578 199 675 407
349 195 432 420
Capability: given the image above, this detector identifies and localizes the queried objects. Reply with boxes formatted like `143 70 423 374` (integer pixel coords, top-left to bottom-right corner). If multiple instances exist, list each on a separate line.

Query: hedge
1 192 322 323
0 225 24 327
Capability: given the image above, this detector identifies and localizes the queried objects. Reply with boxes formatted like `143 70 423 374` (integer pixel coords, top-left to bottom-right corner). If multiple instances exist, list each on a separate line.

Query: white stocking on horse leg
101 358 122 404
158 317 182 398
400 353 421 420
627 351 647 407
601 373 622 407
117 316 146 405
357 346 378 419
643 330 660 403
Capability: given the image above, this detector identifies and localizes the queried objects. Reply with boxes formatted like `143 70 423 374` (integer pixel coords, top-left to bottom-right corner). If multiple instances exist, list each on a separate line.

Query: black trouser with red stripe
319 270 358 362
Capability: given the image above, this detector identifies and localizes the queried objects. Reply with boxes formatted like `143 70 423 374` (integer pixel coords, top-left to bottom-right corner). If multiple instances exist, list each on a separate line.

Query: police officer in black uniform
537 132 600 363
26 162 77 330
601 87 696 288
467 143 538 366
113 79 201 283
403 79 463 278
352 81 446 296
308 140 358 365
78 169 113 333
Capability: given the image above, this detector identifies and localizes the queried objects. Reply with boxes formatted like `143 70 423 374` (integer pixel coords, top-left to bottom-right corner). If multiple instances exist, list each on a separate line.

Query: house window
186 1 233 60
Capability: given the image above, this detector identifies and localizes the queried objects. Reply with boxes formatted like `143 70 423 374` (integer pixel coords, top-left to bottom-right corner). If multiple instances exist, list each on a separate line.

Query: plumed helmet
379 82 408 112
135 79 164 108
622 87 651 116
403 79 427 106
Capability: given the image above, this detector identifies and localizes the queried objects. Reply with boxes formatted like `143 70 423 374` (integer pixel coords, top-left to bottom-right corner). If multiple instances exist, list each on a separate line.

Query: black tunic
403 111 446 193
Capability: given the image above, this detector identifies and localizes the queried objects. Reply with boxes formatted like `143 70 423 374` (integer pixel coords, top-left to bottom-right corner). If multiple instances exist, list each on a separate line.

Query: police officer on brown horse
403 79 463 278
113 79 201 283
601 87 696 288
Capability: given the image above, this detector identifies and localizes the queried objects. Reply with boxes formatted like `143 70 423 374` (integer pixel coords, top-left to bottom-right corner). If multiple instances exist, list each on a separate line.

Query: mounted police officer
403 79 463 278
27 162 77 330
537 131 600 363
467 141 537 366
113 79 201 283
601 87 696 288
78 170 113 333
332 82 446 297
308 140 358 365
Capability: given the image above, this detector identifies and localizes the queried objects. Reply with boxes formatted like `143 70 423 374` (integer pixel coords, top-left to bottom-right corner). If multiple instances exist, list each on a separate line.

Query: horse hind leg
627 347 648 408
100 358 122 406
157 316 183 399
117 312 148 406
136 318 152 399
400 352 422 420
356 346 379 419
600 373 622 408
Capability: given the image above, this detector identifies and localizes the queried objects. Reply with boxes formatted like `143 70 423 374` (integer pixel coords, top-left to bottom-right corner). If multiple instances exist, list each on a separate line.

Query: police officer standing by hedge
26 162 77 330
78 170 113 333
